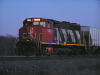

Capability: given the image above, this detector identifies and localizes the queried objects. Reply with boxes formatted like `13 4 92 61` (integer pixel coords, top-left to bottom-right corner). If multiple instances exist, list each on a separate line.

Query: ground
0 56 100 75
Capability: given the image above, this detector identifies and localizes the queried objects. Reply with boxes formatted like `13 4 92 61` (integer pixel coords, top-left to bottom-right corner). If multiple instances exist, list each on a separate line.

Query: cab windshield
24 22 32 26
40 22 46 27
33 22 46 27
24 21 46 27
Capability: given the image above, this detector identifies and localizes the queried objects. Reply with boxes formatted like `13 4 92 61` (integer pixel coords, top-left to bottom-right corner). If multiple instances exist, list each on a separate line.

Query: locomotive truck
16 18 100 55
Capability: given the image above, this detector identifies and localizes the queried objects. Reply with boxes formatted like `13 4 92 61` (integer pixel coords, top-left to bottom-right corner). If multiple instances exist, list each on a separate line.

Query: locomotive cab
16 18 54 55
19 18 53 43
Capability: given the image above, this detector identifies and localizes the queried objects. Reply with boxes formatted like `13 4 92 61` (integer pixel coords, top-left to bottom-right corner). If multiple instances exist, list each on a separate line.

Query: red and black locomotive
16 18 100 55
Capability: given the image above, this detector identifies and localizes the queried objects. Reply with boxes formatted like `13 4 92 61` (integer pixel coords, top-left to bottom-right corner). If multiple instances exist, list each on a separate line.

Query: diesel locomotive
16 18 100 55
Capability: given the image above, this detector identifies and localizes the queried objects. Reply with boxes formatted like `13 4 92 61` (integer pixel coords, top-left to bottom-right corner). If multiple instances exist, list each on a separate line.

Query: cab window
24 22 32 26
40 22 46 27
33 22 39 25
48 23 51 29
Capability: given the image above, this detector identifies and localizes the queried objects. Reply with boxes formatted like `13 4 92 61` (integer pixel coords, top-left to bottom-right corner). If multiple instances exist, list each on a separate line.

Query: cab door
41 22 53 43
46 22 53 42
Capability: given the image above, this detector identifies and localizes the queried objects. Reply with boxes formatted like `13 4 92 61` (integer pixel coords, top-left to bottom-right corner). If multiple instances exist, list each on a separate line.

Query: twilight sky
0 0 100 36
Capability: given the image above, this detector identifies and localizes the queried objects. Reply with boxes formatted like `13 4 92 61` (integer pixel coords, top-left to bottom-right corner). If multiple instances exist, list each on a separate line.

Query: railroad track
0 56 42 61
0 55 100 61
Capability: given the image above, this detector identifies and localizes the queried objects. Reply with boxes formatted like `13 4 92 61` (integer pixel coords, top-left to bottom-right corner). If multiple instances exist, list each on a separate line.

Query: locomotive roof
46 19 80 30
23 18 80 30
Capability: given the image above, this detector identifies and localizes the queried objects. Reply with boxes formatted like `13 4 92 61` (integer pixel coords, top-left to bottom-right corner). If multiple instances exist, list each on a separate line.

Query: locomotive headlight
34 19 40 21
27 19 31 21
26 39 30 42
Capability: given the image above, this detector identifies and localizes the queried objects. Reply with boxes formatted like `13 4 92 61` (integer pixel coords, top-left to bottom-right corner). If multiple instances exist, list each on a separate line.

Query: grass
0 56 100 75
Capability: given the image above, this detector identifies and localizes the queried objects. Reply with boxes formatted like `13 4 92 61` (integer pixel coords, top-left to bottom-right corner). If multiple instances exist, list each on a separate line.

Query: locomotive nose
22 32 33 42
22 33 29 39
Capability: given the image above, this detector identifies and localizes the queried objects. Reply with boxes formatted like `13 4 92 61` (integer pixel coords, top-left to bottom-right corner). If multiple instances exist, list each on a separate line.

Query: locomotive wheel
34 42 43 56
55 48 72 56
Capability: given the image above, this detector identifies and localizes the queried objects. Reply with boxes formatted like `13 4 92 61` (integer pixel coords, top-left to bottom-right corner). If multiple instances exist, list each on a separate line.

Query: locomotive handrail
41 42 85 46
